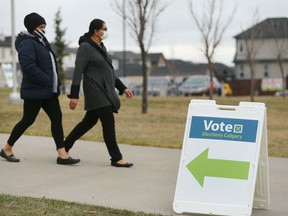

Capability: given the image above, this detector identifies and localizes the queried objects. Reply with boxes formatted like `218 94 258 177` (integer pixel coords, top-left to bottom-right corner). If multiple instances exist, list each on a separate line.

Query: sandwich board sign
173 99 269 216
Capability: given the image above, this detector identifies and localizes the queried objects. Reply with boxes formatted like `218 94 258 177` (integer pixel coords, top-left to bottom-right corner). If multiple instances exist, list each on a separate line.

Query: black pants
7 97 65 149
64 106 122 162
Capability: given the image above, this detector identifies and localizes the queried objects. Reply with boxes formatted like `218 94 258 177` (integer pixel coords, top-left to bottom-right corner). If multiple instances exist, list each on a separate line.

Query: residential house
164 60 234 82
61 46 78 79
110 51 234 82
234 17 288 81
0 35 22 87
0 35 13 64
0 34 234 92
110 51 169 83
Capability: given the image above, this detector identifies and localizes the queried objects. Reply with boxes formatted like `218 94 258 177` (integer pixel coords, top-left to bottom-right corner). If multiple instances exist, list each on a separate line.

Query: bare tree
112 0 168 113
268 18 288 98
187 0 236 99
240 10 263 102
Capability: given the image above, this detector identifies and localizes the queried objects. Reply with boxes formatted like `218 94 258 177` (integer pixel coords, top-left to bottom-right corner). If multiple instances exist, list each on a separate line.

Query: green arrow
186 148 250 187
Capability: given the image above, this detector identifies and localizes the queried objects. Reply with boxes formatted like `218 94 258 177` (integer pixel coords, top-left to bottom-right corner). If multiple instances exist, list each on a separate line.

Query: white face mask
34 29 45 40
101 31 108 40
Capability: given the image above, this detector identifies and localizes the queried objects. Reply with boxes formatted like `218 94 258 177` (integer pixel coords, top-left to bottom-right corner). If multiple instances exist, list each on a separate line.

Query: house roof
110 51 165 65
110 51 141 62
166 60 197 75
150 66 172 76
114 63 143 77
235 17 288 39
165 60 234 77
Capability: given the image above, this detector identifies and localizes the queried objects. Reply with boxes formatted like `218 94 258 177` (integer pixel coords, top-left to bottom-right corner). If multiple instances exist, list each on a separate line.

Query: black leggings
7 97 65 149
64 106 122 162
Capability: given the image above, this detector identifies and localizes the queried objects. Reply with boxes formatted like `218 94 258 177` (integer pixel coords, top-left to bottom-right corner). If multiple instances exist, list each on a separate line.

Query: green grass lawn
0 194 161 216
0 91 287 157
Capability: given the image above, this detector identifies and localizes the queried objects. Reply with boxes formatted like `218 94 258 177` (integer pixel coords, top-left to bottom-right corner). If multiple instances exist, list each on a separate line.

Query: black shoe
57 156 80 165
0 149 20 162
111 161 134 168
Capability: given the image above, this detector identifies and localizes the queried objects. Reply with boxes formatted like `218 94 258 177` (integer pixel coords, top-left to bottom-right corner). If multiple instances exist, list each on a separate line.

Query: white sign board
173 100 269 216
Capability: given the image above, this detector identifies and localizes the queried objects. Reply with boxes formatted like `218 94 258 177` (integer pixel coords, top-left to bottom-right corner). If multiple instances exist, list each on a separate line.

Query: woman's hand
69 98 79 110
124 88 133 99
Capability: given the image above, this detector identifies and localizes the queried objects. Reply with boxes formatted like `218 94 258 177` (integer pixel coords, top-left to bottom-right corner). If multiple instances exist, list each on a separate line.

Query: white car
275 89 288 96
147 77 177 96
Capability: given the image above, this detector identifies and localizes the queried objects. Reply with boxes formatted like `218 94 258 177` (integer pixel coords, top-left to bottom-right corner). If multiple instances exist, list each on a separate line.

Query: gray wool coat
69 37 126 112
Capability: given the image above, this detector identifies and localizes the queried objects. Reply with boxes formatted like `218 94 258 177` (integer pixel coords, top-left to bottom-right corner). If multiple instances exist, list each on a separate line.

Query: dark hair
88 19 105 36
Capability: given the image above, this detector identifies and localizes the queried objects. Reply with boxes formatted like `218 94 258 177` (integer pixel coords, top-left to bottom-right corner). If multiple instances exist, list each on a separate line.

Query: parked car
147 76 178 96
133 83 143 96
116 77 138 95
178 75 221 96
274 89 288 96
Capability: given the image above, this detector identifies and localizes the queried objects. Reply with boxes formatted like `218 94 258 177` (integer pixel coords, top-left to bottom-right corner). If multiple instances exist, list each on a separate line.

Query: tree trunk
249 60 255 102
207 59 214 100
277 56 286 99
140 43 148 114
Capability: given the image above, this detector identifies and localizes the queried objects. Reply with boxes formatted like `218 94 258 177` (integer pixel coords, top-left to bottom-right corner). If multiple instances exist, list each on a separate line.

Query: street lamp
122 0 127 77
9 0 20 102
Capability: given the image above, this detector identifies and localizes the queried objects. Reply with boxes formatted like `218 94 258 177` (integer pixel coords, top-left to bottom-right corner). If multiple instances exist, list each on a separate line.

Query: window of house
264 64 269 77
239 64 244 78
239 42 243 52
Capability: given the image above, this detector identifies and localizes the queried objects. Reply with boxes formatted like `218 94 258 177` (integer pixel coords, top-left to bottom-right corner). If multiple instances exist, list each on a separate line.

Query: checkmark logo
234 124 243 133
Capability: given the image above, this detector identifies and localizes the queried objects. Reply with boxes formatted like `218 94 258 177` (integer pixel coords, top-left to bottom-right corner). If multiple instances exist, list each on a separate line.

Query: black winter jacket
15 32 60 99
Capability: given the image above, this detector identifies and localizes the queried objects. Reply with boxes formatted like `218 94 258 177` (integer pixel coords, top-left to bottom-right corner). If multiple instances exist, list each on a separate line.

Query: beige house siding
234 18 288 80
234 38 288 79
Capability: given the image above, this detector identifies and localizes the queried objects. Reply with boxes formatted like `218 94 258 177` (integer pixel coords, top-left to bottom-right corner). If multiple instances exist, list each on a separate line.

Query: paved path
0 133 287 216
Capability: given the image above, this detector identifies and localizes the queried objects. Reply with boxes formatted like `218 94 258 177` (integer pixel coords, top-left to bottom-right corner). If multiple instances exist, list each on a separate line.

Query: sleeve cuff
115 78 127 95
67 85 80 99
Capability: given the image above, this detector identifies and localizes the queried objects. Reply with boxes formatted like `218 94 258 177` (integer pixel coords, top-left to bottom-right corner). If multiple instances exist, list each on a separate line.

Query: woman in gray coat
65 19 134 167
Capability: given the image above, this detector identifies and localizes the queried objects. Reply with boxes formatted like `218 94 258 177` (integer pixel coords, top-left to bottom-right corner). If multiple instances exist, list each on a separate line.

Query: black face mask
34 29 45 40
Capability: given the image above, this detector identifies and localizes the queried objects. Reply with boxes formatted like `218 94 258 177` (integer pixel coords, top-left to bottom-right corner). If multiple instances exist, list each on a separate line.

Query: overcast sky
0 0 287 66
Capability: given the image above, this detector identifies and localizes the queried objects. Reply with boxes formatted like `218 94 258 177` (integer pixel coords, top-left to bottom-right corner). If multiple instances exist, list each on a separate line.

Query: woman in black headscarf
65 19 134 168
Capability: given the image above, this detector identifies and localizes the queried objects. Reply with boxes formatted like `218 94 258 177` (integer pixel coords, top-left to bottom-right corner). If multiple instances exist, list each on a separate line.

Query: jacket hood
78 33 90 45
78 32 113 70
15 31 51 53
15 31 35 51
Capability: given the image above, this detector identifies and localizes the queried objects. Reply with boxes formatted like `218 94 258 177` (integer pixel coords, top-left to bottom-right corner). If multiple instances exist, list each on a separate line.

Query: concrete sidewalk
0 133 287 216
